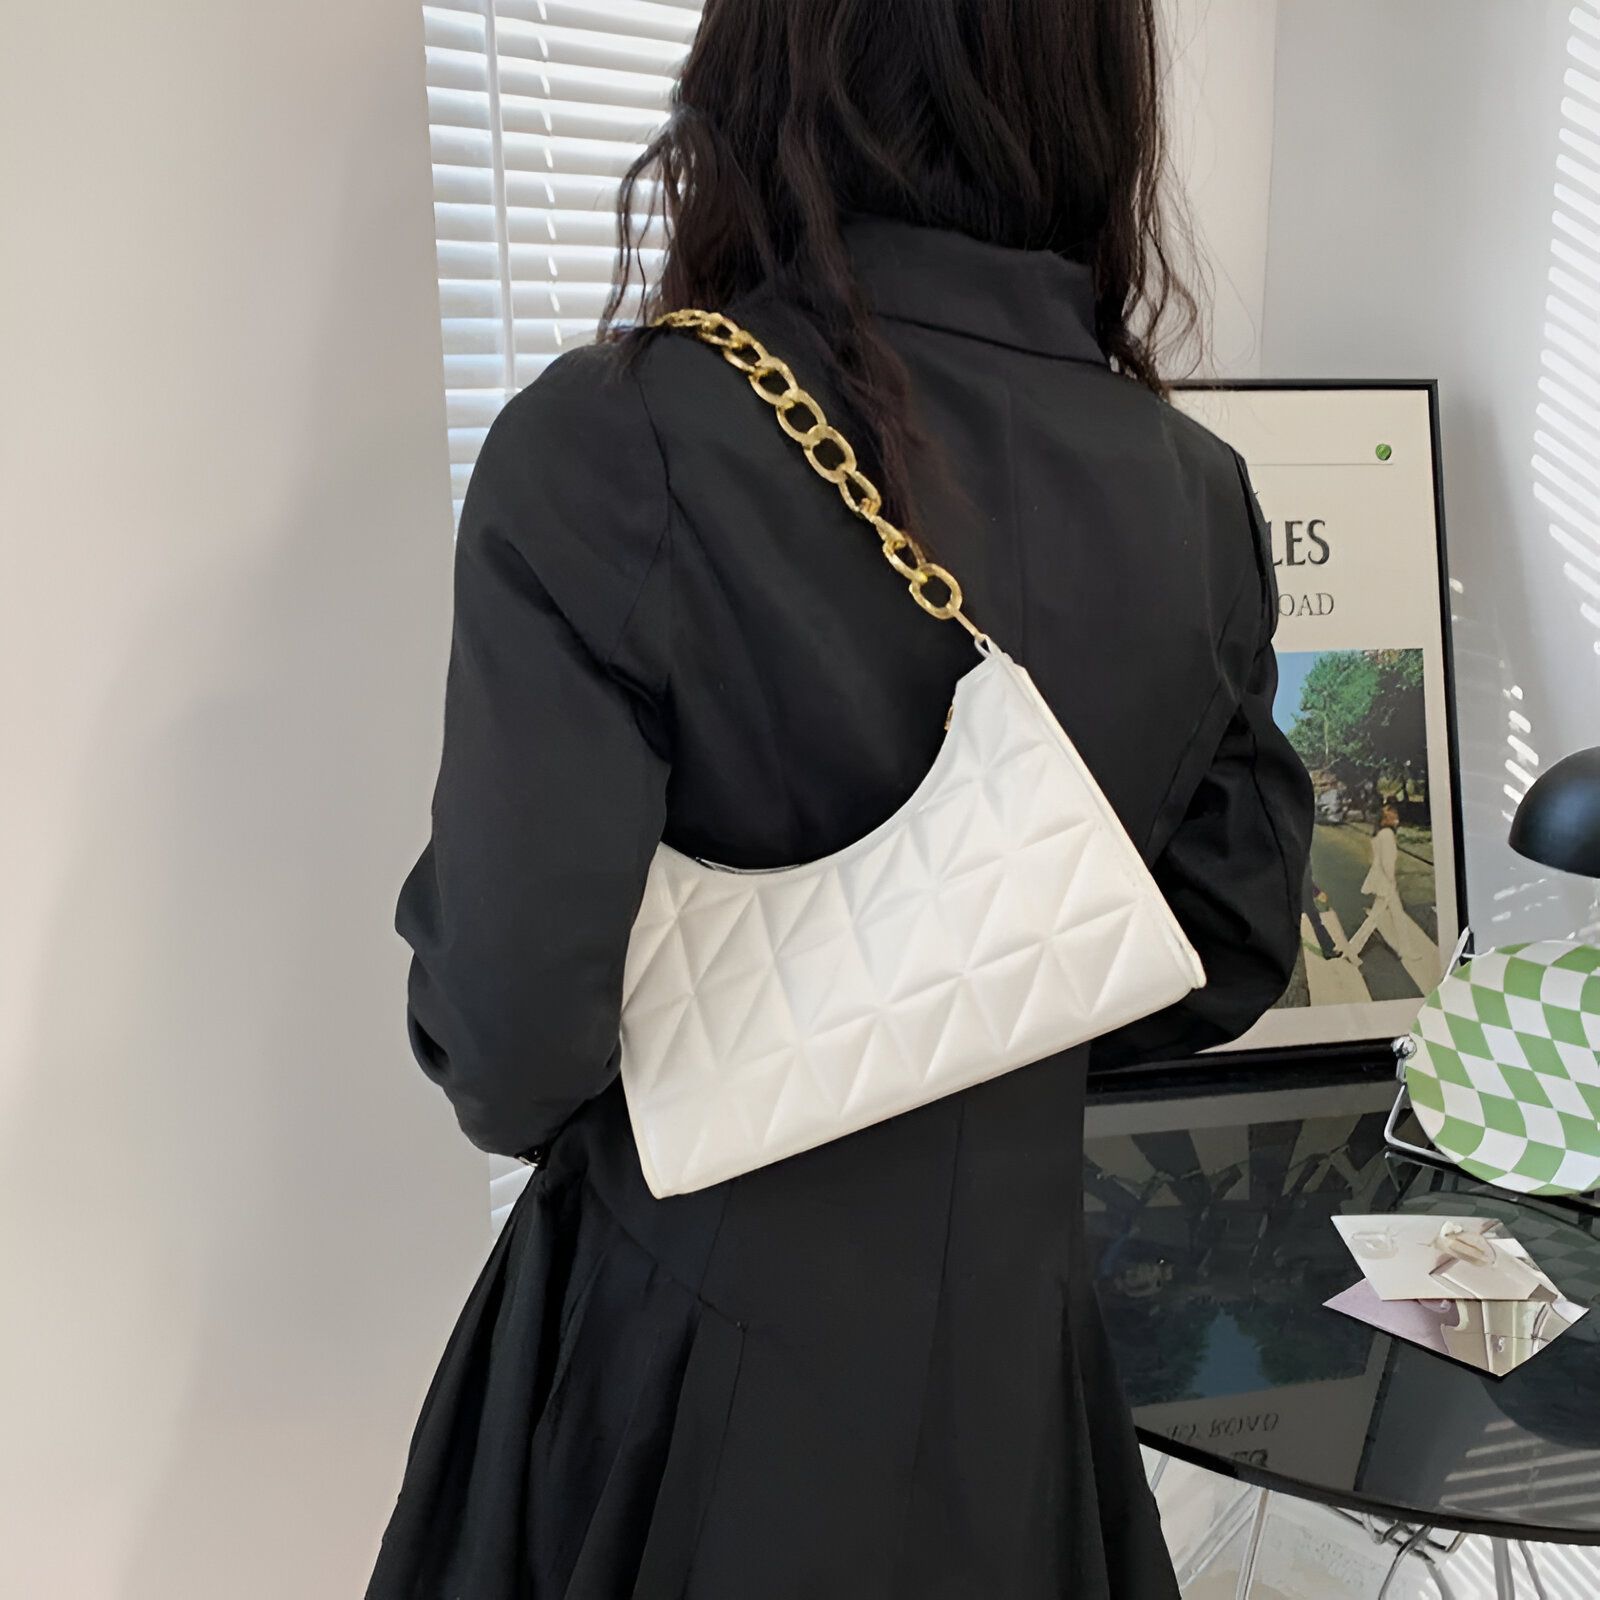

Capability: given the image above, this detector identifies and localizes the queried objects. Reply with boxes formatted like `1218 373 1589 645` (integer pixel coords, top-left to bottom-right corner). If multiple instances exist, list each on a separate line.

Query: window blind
423 0 702 1234
423 0 702 517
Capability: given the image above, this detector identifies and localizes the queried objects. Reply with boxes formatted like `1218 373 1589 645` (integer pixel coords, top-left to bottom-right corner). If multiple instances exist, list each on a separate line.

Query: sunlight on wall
1533 1 1600 658
1520 1 1600 942
1486 673 1570 936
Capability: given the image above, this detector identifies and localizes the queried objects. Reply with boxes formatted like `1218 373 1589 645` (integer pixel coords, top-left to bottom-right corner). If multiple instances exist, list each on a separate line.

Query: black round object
1509 747 1600 876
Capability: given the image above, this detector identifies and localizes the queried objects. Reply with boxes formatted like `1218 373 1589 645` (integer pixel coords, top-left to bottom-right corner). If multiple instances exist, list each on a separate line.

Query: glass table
1083 1070 1600 1595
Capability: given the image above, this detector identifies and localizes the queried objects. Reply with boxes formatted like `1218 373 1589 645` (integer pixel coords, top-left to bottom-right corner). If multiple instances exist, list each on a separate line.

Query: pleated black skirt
367 1067 1179 1599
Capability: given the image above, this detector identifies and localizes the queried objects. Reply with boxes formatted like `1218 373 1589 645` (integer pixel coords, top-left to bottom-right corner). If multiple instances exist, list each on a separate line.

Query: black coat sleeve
1092 455 1314 1068
395 348 672 1155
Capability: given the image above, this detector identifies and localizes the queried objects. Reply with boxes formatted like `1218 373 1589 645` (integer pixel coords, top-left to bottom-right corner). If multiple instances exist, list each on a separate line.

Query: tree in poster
1286 649 1427 810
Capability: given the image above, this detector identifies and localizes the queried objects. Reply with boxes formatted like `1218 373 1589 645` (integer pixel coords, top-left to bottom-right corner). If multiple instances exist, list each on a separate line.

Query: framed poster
1172 382 1466 1057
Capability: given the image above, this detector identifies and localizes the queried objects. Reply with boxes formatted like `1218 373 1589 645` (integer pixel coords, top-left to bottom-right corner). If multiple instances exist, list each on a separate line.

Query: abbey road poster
1173 383 1463 1054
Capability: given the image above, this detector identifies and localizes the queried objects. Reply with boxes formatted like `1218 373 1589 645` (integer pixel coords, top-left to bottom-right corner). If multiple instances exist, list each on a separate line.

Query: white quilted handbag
619 310 1206 1197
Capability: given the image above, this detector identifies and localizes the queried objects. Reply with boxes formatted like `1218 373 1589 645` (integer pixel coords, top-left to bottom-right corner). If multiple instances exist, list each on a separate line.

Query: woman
370 2 1312 1595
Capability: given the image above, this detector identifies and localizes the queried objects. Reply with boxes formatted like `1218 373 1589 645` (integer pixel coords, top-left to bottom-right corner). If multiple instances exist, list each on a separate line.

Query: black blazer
374 218 1312 1600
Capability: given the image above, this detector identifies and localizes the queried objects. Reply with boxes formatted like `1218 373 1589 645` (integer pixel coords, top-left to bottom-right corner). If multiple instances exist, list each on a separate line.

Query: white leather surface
619 647 1206 1197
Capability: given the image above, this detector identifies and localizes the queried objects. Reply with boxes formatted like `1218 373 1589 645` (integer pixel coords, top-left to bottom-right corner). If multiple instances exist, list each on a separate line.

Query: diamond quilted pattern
619 647 1206 1197
1405 939 1600 1195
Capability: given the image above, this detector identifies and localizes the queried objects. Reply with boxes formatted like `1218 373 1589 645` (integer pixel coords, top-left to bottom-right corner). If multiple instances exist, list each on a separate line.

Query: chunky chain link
652 308 984 640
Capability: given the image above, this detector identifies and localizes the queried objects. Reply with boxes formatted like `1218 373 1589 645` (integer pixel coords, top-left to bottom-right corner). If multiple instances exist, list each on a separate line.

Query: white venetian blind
422 0 702 516
423 0 702 1235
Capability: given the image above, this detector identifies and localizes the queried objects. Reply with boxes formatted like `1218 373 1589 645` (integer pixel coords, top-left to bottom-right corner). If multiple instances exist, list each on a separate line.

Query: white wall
0 5 486 1596
1162 0 1283 377
1263 0 1600 941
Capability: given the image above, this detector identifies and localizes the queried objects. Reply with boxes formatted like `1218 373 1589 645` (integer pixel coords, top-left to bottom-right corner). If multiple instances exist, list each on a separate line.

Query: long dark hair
601 0 1199 524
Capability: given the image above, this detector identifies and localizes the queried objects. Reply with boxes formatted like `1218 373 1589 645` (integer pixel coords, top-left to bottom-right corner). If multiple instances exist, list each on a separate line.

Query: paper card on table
1325 1278 1588 1378
1332 1214 1564 1302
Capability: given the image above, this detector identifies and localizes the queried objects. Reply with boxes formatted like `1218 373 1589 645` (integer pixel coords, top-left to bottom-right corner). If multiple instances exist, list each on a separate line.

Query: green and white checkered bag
1405 939 1600 1195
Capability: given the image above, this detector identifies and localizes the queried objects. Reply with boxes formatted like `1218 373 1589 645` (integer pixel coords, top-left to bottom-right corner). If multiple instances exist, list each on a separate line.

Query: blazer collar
843 215 1107 365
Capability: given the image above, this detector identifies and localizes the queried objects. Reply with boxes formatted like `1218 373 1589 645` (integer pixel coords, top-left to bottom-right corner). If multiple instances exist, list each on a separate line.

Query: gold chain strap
652 308 984 642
